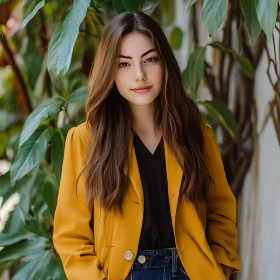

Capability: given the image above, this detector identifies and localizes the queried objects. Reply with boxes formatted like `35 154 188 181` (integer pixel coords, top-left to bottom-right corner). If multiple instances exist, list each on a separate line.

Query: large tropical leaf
0 232 38 247
113 0 126 13
47 0 90 81
46 257 67 280
0 171 10 199
182 47 206 97
47 18 65 89
12 251 53 280
186 0 197 13
254 0 278 41
51 124 73 183
122 0 139 11
0 237 51 264
202 0 229 36
241 0 262 46
34 54 48 98
43 177 59 218
236 55 255 79
21 0 45 29
19 96 65 147
200 100 238 138
68 85 89 104
209 42 255 79
1 206 26 234
0 167 38 214
11 126 54 185
13 252 67 280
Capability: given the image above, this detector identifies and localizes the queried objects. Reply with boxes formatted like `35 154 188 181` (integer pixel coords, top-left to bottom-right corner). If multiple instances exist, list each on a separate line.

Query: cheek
152 65 164 85
114 72 125 90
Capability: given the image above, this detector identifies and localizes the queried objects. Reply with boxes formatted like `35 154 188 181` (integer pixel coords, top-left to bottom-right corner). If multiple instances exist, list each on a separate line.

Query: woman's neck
130 102 161 138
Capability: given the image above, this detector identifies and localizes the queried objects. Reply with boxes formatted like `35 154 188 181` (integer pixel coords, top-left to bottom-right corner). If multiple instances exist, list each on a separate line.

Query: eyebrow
119 48 156 59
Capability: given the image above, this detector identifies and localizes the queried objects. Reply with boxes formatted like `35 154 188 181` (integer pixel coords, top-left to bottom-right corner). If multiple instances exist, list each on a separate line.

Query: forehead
119 32 155 56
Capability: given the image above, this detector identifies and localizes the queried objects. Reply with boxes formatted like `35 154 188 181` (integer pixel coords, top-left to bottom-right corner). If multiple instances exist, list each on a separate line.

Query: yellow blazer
53 122 241 280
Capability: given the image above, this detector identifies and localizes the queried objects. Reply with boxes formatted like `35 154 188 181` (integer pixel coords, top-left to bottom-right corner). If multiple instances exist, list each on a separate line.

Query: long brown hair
83 12 212 213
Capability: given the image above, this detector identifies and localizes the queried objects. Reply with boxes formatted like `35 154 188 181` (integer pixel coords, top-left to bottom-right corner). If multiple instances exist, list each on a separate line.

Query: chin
129 98 158 106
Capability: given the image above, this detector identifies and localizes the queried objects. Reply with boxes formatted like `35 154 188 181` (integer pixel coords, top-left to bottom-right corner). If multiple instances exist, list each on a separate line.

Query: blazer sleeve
53 127 106 280
204 125 241 278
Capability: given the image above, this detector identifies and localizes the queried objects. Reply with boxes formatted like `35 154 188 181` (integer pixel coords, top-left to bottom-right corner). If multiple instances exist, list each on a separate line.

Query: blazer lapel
126 134 183 227
127 134 144 209
164 138 183 229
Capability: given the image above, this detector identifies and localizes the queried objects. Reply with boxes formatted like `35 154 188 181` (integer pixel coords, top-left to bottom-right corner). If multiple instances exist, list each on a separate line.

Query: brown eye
119 62 128 68
146 57 158 62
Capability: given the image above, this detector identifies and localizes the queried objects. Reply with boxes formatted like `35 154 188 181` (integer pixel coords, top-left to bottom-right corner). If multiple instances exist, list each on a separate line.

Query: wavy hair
81 12 213 213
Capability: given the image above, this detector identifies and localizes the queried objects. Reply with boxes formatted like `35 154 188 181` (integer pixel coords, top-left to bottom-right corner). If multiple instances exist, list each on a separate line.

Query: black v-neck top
133 132 175 250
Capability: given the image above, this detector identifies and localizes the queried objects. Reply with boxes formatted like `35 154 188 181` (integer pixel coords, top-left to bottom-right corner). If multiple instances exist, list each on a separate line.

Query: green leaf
0 0 9 4
0 167 38 214
12 251 53 280
186 0 197 13
200 100 238 138
11 126 54 185
254 0 278 41
208 42 255 78
21 0 45 29
1 206 26 234
25 203 51 239
113 0 126 12
122 0 138 11
46 257 67 280
241 0 262 46
0 232 37 247
182 47 206 97
169 27 183 50
57 0 90 77
237 55 255 79
34 54 47 98
68 85 89 104
43 177 59 218
13 254 67 280
90 1 103 9
47 19 65 90
0 171 10 198
47 0 90 85
0 237 50 264
202 0 229 36
19 96 65 147
51 125 73 183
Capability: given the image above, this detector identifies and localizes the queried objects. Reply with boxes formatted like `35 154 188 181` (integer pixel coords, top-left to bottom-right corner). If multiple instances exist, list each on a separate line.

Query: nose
135 65 146 81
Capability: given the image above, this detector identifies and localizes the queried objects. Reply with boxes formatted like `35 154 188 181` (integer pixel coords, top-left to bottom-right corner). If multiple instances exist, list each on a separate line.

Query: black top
133 132 175 250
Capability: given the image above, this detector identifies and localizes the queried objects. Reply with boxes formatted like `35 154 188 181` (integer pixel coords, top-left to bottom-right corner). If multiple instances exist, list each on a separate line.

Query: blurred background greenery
0 0 279 279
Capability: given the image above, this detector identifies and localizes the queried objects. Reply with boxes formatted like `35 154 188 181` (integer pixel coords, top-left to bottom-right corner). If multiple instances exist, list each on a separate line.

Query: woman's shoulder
67 121 92 146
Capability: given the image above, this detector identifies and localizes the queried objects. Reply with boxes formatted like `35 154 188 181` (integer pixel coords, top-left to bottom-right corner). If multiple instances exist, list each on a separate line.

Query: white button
124 251 133 260
138 255 146 264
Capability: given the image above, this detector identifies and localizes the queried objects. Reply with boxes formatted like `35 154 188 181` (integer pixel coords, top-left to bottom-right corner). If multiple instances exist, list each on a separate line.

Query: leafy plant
0 0 279 278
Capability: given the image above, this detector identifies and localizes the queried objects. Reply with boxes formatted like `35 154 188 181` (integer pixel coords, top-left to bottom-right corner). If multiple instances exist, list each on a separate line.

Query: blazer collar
127 134 183 226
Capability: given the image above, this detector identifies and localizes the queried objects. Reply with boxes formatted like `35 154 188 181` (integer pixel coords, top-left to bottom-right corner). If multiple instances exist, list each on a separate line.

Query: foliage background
0 0 279 279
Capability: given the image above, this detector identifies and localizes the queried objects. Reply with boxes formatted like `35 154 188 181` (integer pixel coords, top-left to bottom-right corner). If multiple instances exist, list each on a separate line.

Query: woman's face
114 32 164 107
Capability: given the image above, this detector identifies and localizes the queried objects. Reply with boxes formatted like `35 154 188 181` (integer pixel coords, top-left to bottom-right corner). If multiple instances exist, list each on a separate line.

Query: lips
131 86 152 94
131 86 152 90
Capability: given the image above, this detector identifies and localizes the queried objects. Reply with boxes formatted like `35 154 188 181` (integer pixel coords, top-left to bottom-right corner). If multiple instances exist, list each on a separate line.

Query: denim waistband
131 247 182 277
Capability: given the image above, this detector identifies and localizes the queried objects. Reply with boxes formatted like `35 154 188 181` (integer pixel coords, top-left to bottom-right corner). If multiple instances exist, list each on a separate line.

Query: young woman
53 12 241 280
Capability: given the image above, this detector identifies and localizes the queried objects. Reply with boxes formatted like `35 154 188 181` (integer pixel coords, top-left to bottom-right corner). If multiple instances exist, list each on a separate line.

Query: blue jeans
125 247 190 280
